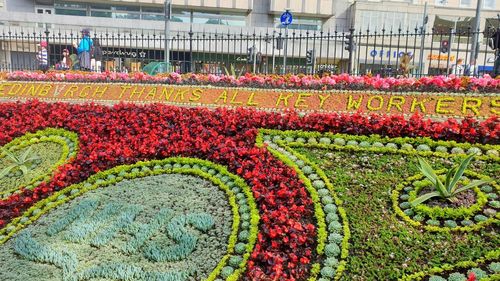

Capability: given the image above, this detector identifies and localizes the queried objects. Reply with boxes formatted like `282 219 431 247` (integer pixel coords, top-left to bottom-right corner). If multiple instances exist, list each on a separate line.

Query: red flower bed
0 100 498 280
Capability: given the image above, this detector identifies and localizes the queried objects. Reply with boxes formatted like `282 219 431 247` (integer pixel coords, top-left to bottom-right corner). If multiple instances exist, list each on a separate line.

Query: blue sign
280 11 293 26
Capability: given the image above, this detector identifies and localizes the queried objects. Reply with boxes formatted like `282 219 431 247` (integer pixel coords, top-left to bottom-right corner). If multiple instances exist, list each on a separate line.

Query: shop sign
369 50 413 58
102 49 147 58
427 54 455 61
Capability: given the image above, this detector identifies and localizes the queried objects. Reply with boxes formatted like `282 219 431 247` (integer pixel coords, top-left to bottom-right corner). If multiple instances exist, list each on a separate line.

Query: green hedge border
0 128 79 198
256 128 499 281
392 170 499 232
400 250 500 281
0 157 259 281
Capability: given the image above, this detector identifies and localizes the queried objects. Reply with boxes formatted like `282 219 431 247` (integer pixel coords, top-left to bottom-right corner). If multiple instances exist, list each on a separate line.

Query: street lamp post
418 2 428 77
470 0 483 65
164 0 171 72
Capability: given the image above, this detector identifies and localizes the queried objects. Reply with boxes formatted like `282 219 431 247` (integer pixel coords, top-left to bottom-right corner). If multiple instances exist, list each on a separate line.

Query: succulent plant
468 268 488 279
447 272 466 281
346 140 358 146
486 149 499 157
474 214 488 222
334 138 346 146
451 147 465 154
320 266 336 278
435 146 448 153
489 262 500 273
359 141 371 148
416 144 431 151
467 147 482 156
319 137 331 144
324 243 341 257
401 143 414 151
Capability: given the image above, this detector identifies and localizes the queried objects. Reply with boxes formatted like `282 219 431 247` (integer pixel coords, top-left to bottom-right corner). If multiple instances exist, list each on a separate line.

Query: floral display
0 100 498 280
4 71 500 93
258 129 498 280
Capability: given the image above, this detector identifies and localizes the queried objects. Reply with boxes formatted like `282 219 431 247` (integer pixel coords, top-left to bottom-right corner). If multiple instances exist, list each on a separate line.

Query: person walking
91 38 103 73
452 58 464 76
73 28 93 71
36 41 49 72
60 48 73 70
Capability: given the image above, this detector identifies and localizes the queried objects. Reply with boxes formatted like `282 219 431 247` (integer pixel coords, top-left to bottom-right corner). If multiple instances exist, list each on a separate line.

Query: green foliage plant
0 147 40 179
410 154 493 206
223 64 245 78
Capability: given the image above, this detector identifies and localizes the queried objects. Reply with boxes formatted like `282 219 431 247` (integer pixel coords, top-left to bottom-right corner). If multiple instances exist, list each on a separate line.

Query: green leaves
0 146 40 179
411 154 493 206
416 156 449 198
223 64 245 78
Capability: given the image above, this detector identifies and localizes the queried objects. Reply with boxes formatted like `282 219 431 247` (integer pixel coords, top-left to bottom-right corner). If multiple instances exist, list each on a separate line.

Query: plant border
0 128 79 198
256 128 499 281
393 170 499 232
0 157 259 281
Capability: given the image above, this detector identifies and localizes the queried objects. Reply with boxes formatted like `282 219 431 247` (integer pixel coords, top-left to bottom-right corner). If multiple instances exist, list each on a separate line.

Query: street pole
447 19 459 75
470 0 483 65
164 0 171 72
282 9 290 75
418 2 428 77
253 45 257 73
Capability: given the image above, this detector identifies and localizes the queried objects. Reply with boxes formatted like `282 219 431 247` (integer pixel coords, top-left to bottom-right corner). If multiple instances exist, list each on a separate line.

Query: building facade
0 0 498 76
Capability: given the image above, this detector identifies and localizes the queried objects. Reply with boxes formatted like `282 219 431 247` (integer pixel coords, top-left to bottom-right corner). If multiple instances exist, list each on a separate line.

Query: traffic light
275 37 284 50
440 40 449 53
488 28 500 50
247 47 255 63
306 49 315 65
344 35 353 52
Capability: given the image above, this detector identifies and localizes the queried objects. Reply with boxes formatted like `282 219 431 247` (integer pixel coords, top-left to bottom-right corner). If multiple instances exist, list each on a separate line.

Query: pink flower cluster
4 71 500 93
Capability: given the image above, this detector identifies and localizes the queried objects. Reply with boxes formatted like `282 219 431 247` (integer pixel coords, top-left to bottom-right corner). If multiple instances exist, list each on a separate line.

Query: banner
0 82 498 118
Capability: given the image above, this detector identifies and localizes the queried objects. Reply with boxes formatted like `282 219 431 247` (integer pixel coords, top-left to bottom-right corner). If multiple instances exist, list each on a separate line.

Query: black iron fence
0 27 498 77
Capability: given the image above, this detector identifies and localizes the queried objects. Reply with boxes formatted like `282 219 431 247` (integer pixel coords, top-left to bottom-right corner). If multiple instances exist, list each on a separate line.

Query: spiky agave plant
0 147 40 179
223 64 245 78
410 153 493 206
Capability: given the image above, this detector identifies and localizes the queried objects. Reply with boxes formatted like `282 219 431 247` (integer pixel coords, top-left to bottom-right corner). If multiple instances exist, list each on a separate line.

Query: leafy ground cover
295 147 499 280
0 100 497 281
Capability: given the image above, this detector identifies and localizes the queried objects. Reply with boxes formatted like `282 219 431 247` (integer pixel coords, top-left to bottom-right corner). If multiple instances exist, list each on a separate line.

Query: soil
420 187 477 208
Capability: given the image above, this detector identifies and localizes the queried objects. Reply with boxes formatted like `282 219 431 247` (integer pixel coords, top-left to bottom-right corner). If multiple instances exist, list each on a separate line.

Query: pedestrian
36 41 49 72
452 58 464 76
60 48 73 70
73 28 93 71
91 38 103 73
465 59 476 77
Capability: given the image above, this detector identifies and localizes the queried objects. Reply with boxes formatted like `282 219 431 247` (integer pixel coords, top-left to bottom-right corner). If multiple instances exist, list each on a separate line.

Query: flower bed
3 71 500 93
0 100 498 280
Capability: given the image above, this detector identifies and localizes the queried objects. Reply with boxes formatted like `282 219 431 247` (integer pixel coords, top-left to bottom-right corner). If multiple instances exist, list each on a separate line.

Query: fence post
189 28 193 73
348 27 355 75
44 29 50 69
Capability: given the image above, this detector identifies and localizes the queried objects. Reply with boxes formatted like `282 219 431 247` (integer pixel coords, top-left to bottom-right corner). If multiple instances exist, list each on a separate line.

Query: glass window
91 11 112 18
90 4 140 12
142 14 165 21
54 1 87 16
55 1 87 9
356 11 422 31
435 0 448 5
484 0 496 9
460 0 472 7
192 11 246 26
142 7 164 13
56 8 87 16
